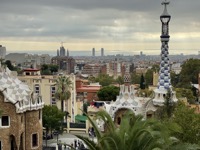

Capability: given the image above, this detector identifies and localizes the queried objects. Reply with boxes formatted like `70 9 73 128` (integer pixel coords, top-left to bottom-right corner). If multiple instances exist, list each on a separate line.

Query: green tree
5 60 14 70
42 105 65 133
41 64 58 75
151 64 160 72
144 69 153 87
83 102 89 115
140 74 145 89
88 76 96 83
95 74 114 86
175 88 196 104
172 101 200 144
41 64 48 70
170 71 179 87
49 64 58 73
178 59 200 88
55 76 72 112
156 89 176 119
75 110 198 150
97 86 119 101
115 76 124 86
131 72 140 84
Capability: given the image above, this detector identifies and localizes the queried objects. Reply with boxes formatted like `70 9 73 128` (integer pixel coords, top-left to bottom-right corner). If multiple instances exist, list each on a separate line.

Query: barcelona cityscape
1 0 200 150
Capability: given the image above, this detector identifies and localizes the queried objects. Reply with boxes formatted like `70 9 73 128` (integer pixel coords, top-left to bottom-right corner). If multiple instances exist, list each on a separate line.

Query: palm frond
75 135 99 150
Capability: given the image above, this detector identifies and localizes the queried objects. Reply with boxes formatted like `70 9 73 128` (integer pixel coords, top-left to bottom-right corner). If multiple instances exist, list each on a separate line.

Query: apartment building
18 68 77 122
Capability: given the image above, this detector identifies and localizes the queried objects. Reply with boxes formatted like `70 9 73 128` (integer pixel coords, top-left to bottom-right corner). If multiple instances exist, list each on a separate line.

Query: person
88 127 92 137
91 127 95 137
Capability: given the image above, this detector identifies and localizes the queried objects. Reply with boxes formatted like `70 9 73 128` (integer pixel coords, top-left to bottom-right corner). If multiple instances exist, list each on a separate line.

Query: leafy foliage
175 88 196 104
75 110 198 150
131 72 140 84
41 64 58 75
140 74 145 89
177 59 200 87
42 105 65 133
97 86 120 101
172 101 200 144
144 69 153 87
95 74 114 87
55 76 72 111
115 76 124 85
3 60 21 72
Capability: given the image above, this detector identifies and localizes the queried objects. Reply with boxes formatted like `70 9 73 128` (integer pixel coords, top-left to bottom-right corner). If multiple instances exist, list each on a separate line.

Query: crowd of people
58 139 88 150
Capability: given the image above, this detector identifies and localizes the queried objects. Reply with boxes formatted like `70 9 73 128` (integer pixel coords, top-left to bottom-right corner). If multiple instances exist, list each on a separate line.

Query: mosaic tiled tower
153 0 177 106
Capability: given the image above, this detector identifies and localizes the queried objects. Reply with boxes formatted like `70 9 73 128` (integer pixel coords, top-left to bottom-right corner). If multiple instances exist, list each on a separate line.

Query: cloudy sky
0 0 200 55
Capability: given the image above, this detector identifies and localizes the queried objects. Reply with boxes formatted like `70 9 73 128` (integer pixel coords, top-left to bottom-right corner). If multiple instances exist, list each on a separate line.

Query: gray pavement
43 132 97 149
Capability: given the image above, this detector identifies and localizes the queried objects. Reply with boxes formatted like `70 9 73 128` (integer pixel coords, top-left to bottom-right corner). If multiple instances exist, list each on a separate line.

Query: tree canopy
175 88 196 104
172 101 200 144
55 76 72 112
140 74 145 89
131 72 140 84
177 59 200 88
115 76 124 85
75 110 199 150
41 64 58 75
42 105 65 133
97 86 120 101
95 74 114 87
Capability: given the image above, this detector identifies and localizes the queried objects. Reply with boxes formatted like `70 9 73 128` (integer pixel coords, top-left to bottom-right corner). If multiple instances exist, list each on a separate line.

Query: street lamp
160 0 171 38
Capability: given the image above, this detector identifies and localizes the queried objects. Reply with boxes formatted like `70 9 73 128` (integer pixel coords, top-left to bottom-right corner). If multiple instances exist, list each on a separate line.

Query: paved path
43 132 97 149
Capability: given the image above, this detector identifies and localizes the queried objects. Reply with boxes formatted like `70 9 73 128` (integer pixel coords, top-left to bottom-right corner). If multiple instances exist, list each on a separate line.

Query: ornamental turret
153 0 177 106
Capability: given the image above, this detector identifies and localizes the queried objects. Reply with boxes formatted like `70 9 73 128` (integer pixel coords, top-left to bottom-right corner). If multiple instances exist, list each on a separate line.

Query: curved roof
0 65 44 113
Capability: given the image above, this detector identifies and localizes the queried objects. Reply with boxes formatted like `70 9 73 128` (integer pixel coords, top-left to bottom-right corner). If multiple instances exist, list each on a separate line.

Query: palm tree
55 75 72 112
75 110 200 150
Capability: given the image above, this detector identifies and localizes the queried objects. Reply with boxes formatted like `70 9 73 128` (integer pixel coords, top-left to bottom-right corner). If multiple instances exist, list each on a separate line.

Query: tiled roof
0 65 44 113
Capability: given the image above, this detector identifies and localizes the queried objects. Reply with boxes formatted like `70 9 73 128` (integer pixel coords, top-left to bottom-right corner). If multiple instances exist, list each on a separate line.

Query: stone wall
0 92 43 150
25 110 43 150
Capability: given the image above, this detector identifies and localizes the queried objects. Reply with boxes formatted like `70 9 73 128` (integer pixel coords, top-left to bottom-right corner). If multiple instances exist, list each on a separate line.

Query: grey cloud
0 0 200 44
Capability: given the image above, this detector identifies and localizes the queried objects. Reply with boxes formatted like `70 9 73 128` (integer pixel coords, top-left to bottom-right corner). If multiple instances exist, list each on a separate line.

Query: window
83 92 87 97
21 115 23 123
0 141 2 150
32 133 38 147
51 86 56 105
0 116 10 127
34 84 40 94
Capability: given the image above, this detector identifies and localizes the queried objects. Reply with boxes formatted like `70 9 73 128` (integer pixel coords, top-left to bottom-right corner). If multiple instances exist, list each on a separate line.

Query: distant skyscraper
60 46 65 56
57 49 59 56
92 48 95 57
0 45 6 59
101 48 104 57
67 49 69 57
153 0 177 106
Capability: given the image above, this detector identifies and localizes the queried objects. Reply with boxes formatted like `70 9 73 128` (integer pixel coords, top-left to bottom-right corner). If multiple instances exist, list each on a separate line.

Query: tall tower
60 46 65 56
124 64 131 88
92 48 95 57
67 49 69 57
101 48 104 57
153 0 177 106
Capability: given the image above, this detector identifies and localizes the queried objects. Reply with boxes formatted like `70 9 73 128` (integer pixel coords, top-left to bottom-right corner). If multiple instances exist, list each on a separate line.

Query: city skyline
0 0 200 55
